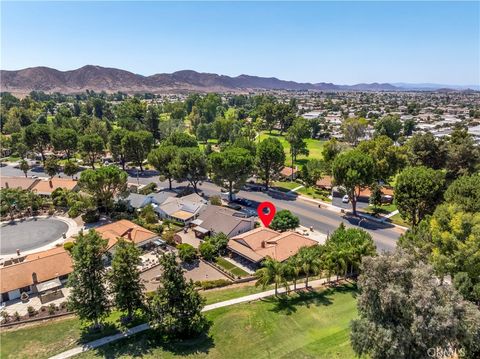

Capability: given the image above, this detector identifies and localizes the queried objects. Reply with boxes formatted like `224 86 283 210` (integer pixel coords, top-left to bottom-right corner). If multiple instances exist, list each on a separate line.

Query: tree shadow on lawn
262 283 358 316
89 330 215 359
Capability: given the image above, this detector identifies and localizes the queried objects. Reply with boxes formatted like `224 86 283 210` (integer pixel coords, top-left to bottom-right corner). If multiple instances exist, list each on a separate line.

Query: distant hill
0 65 477 94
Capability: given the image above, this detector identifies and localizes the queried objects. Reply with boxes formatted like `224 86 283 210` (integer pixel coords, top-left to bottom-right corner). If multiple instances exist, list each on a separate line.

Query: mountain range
1 65 477 94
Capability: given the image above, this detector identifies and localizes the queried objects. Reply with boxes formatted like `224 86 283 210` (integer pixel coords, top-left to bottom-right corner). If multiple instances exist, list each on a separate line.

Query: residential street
0 163 404 252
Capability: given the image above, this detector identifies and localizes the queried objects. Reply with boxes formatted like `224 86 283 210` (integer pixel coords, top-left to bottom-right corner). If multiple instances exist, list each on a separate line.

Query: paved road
1 164 403 252
48 277 332 359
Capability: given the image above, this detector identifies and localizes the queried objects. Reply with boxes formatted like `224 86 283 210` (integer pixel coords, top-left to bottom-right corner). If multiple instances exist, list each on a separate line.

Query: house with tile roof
191 205 255 239
0 247 72 303
94 219 160 253
0 176 39 191
227 227 317 266
31 178 79 196
122 191 177 212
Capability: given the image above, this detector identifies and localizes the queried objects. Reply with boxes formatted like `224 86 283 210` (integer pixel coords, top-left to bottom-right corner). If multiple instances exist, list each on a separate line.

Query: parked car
342 195 350 203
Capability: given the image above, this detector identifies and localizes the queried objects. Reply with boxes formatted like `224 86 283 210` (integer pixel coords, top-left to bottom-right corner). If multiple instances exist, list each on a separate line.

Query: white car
342 195 350 203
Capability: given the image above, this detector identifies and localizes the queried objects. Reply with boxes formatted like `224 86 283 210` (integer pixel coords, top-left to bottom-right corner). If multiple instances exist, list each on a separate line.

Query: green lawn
78 284 358 359
273 181 332 202
215 257 250 278
363 204 409 227
202 284 269 305
258 131 326 166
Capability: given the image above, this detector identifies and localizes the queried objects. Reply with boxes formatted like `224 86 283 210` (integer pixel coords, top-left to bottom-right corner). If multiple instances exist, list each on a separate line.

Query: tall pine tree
110 239 145 320
67 230 109 328
149 253 207 337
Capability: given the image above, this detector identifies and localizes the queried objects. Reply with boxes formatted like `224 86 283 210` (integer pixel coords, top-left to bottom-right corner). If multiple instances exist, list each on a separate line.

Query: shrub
1 311 9 323
40 306 47 312
63 241 74 252
198 279 231 290
27 306 37 317
199 241 217 261
162 229 177 245
67 207 80 218
48 303 57 315
14 311 20 321
210 195 222 206
82 210 100 223
270 210 300 232
138 183 157 195
177 243 197 263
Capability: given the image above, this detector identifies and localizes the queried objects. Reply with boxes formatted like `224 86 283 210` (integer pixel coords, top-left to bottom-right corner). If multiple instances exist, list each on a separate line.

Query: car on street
342 195 350 203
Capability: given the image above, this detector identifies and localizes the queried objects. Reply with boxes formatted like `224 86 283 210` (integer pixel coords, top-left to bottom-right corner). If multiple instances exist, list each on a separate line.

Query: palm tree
286 255 303 291
255 257 288 296
298 246 321 289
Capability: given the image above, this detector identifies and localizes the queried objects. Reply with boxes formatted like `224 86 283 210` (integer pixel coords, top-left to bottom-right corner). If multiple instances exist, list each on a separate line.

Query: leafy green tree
164 131 198 148
147 145 178 190
196 123 212 143
395 166 445 227
122 130 153 171
322 137 343 169
138 204 158 224
342 117 368 146
445 127 480 179
19 159 29 178
357 135 406 182
145 105 160 140
256 137 285 190
444 174 480 213
109 128 127 170
171 147 207 194
79 134 104 169
109 239 144 320
406 132 446 169
52 128 78 159
44 156 60 178
285 254 303 291
177 243 197 263
369 183 383 214
403 117 416 136
67 230 110 328
285 117 310 176
199 241 216 261
351 250 480 359
255 257 288 296
332 150 375 215
301 159 325 188
270 209 300 232
374 114 403 141
149 253 207 337
208 232 229 255
23 123 51 165
209 147 254 201
79 165 128 212
63 160 80 179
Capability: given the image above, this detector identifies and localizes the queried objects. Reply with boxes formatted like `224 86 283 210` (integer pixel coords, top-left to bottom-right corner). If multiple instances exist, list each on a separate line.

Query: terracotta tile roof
358 186 395 197
0 176 39 191
0 248 72 293
228 228 317 263
279 166 298 177
94 219 158 250
32 178 79 195
316 176 333 189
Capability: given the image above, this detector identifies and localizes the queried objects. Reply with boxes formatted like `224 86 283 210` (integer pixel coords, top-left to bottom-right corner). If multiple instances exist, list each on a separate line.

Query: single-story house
31 178 79 196
191 205 255 239
227 227 317 266
279 166 299 180
0 176 39 191
94 219 161 253
358 186 395 203
316 175 333 190
0 247 72 303
123 191 177 212
156 193 207 224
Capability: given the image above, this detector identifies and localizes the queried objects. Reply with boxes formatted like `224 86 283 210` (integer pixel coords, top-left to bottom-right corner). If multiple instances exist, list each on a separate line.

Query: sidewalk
48 277 330 359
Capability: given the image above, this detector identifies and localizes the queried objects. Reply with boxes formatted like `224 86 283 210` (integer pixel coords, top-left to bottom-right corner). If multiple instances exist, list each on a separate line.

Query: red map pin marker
257 201 276 227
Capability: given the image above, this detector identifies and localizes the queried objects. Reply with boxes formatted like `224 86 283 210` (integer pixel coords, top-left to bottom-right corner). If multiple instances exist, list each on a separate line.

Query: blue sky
1 1 479 85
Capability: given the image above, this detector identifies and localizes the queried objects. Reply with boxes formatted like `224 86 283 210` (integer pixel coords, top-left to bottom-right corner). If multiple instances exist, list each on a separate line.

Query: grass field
258 131 326 166
1 284 357 359
272 181 332 202
215 257 250 278
78 283 358 359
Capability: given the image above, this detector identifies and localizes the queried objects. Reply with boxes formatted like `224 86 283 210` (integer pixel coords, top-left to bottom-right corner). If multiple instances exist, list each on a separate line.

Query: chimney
49 180 53 188
5 182 9 189
32 272 38 284
261 241 265 248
